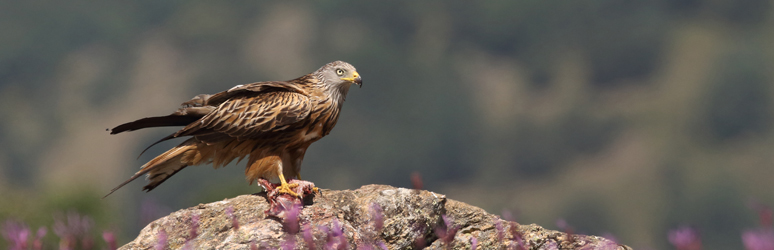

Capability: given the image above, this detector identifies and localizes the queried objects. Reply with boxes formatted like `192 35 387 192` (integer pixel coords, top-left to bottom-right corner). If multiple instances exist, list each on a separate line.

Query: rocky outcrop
120 185 630 249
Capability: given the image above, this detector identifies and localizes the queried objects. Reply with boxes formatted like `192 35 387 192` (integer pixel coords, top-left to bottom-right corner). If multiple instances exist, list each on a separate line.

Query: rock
120 184 631 250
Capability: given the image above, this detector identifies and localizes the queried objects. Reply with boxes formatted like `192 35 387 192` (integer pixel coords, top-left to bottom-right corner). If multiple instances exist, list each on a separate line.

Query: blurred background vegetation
1 0 774 249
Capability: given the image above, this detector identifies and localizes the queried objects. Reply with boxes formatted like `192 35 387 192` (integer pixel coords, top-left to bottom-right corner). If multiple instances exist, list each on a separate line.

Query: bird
105 61 361 198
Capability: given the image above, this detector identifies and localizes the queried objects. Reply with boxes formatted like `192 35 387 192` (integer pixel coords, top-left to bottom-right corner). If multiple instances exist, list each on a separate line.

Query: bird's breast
302 123 324 142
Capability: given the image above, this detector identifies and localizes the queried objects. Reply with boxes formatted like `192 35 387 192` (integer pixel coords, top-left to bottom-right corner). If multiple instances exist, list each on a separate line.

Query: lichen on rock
119 185 630 250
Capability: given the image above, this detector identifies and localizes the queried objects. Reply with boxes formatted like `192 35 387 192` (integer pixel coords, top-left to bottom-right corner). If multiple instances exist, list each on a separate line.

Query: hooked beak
342 71 362 88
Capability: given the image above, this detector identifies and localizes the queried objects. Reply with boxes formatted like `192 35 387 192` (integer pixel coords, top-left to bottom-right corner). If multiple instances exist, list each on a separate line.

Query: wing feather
177 91 311 139
205 80 310 106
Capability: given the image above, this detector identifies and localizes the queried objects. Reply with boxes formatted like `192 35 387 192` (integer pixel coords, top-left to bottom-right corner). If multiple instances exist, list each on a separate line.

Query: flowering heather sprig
749 201 774 229
470 236 478 250
358 242 374 250
544 241 558 250
411 172 423 190
141 198 172 226
53 211 94 250
33 227 46 250
412 223 427 250
413 236 426 250
102 230 117 250
81 235 94 250
555 219 573 235
369 203 384 232
281 236 296 250
283 204 301 235
508 222 526 250
358 241 388 250
601 232 618 244
302 223 315 249
249 240 259 250
155 229 167 250
502 209 515 222
668 226 701 250
742 228 774 250
2 220 30 250
434 214 458 248
188 213 200 240
598 239 620 250
325 219 348 250
226 206 239 230
495 219 505 242
555 218 576 247
493 219 526 249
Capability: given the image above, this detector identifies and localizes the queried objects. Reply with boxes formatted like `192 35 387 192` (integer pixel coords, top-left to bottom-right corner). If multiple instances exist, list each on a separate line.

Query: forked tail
103 138 202 198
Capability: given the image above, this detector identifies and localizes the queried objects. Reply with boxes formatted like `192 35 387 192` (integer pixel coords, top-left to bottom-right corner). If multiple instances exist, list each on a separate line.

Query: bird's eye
336 69 345 76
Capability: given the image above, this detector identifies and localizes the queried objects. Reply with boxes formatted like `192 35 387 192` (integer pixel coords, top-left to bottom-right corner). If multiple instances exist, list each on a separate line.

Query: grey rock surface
120 184 631 250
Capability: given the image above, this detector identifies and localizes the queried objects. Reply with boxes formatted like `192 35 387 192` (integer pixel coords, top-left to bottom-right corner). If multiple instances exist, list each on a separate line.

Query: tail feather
103 139 201 198
110 115 201 135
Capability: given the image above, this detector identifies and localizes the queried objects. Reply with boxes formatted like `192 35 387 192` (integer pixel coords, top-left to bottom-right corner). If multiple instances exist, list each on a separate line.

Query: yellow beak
341 71 362 88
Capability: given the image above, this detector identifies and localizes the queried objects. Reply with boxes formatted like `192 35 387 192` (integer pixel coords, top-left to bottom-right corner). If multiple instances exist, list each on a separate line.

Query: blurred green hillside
2 1 774 249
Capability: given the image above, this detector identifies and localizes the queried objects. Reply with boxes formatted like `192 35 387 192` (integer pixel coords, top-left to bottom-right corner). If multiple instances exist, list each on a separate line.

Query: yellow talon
277 172 300 197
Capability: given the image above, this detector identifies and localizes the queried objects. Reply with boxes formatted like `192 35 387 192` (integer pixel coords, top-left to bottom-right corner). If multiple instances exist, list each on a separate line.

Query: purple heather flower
53 211 93 250
141 198 172 226
303 223 315 249
414 236 426 249
377 241 388 250
434 214 458 246
81 235 94 250
555 219 573 234
502 209 515 222
749 201 774 228
470 236 478 250
325 219 348 250
281 236 296 250
507 222 527 250
226 206 239 230
544 241 559 250
369 203 384 232
668 226 701 250
103 230 117 250
742 229 774 250
601 232 618 244
411 172 423 190
189 213 200 240
33 226 46 250
495 220 505 242
2 220 30 250
155 229 167 250
283 204 301 234
598 240 620 250
414 236 427 249
358 243 374 250
250 240 258 250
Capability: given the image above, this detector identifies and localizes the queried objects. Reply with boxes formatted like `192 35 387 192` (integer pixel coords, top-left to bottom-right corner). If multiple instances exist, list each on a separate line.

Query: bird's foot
258 179 318 218
276 182 300 197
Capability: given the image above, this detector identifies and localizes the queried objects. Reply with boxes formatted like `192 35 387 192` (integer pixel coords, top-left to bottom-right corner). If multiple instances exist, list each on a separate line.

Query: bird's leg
276 172 300 197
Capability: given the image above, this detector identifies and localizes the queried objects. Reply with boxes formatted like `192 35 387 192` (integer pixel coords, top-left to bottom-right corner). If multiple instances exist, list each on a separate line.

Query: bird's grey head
315 61 362 90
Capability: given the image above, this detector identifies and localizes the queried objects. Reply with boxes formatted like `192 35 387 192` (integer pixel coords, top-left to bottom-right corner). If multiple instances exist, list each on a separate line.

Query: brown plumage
106 61 361 197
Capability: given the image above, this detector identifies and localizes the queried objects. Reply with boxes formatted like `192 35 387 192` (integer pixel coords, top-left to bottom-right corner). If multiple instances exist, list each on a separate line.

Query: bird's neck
325 82 352 104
